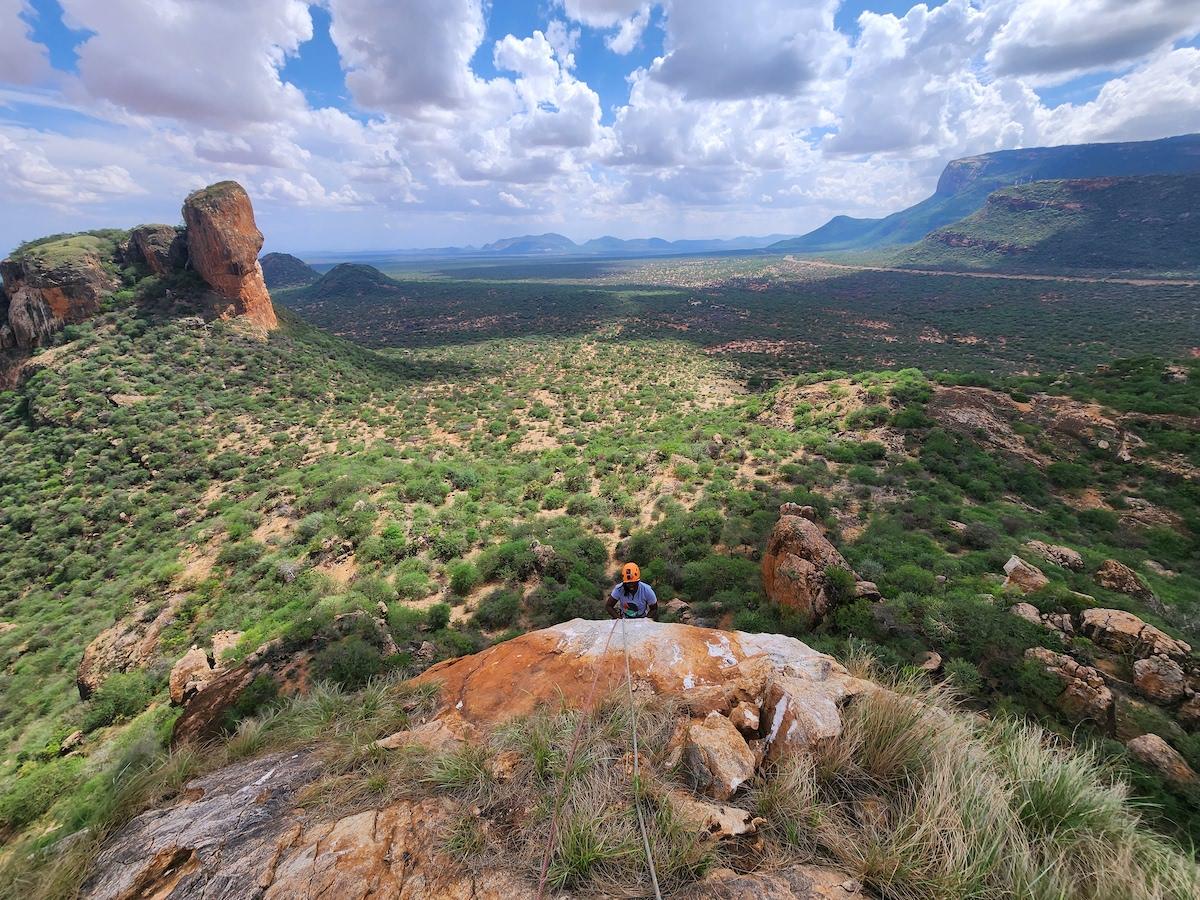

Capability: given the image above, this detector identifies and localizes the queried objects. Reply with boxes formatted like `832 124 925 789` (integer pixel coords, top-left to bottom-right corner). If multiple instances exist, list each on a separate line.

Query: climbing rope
620 614 664 900
535 617 620 900
533 615 663 900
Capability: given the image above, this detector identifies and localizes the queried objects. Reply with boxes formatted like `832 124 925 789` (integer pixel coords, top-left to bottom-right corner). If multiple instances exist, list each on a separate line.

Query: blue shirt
610 582 657 618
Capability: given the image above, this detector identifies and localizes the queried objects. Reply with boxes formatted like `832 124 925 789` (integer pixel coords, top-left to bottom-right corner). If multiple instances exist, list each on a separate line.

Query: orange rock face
181 181 277 331
0 254 115 351
761 510 857 628
415 619 869 763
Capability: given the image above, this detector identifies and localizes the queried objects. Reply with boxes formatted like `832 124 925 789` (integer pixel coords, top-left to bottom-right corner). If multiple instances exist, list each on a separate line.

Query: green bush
312 636 384 690
0 757 83 830
944 658 982 695
83 671 155 732
449 561 481 596
475 589 522 629
427 603 452 632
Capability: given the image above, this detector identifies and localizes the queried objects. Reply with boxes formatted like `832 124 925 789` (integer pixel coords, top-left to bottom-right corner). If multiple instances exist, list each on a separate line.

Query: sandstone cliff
181 181 277 330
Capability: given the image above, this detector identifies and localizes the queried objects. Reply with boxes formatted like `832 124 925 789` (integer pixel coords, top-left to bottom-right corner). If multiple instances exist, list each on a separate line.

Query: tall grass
4 668 1195 900
751 672 1200 900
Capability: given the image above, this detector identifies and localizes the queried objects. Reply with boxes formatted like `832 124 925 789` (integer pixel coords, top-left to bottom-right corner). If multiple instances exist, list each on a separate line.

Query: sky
1 0 1199 254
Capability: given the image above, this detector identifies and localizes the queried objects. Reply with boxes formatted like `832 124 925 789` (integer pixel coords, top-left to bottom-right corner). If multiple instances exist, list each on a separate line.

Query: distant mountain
892 174 1200 275
480 233 578 255
773 133 1200 253
304 233 796 265
260 252 319 288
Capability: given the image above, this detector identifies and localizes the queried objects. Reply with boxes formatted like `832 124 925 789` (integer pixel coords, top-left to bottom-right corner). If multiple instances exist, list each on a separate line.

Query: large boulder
77 594 187 699
1024 540 1084 571
1079 608 1190 661
1002 555 1049 594
762 507 866 628
181 181 277 331
1094 559 1157 605
169 646 217 705
684 714 757 800
413 619 870 752
1024 647 1113 726
1132 656 1187 706
128 224 187 275
1126 734 1198 786
84 746 861 900
1178 695 1200 732
172 611 396 746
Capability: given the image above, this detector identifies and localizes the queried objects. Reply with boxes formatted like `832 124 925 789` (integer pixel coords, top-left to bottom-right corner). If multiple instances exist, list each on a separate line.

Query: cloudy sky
2 0 1199 254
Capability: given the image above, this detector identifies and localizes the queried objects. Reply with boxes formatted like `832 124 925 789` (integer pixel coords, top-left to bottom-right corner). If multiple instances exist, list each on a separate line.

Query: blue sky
1 0 1198 253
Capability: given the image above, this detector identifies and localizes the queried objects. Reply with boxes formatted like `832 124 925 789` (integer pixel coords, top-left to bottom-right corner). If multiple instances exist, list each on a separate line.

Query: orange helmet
621 562 641 584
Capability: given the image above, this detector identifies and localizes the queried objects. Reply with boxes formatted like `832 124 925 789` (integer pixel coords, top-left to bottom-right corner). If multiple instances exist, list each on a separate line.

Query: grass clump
751 674 1200 900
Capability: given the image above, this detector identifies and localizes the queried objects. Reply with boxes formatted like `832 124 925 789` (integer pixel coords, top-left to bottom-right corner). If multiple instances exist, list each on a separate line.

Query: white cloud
0 0 49 85
1040 47 1200 144
58 0 313 128
824 0 1035 157
0 128 143 208
988 0 1200 81
558 0 646 28
649 0 847 101
327 0 505 116
4 0 1200 254
606 5 651 54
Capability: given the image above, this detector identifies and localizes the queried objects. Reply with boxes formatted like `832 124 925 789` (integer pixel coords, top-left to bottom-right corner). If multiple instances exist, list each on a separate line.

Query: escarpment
0 180 277 380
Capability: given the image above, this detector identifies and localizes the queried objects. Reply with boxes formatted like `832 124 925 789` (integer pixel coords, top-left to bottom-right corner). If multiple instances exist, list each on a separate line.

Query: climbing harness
533 617 663 900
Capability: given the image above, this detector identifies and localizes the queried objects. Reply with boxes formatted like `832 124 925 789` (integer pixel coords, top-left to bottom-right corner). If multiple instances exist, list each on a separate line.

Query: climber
606 562 659 620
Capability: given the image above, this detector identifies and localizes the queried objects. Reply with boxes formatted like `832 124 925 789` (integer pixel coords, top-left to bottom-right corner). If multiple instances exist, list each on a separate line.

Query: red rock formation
0 252 115 351
180 181 277 331
761 505 865 628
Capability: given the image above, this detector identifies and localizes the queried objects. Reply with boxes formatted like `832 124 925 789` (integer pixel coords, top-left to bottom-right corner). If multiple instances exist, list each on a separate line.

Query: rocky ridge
0 181 277 380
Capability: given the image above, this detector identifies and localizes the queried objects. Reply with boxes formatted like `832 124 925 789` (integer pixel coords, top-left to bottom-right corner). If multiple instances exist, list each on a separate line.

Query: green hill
259 252 318 289
772 133 1200 252
892 175 1200 275
291 262 405 299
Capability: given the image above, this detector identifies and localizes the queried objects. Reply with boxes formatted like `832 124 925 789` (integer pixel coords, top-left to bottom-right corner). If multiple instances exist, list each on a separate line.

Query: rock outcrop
1133 656 1187 706
1079 608 1190 660
1002 555 1049 594
414 619 869 738
169 646 219 705
88 622 873 899
1126 734 1198 786
172 612 393 746
128 224 187 276
1024 647 1113 725
761 504 872 628
1024 540 1084 571
181 181 277 330
0 249 116 351
1094 559 1158 607
77 594 187 699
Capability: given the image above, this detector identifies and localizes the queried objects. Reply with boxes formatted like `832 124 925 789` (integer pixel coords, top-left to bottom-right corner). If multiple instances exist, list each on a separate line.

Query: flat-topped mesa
181 181 277 330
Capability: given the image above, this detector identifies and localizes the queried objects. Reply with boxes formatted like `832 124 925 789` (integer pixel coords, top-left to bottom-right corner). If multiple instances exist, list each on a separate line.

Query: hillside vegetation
894 175 1200 276
2 222 1200 896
